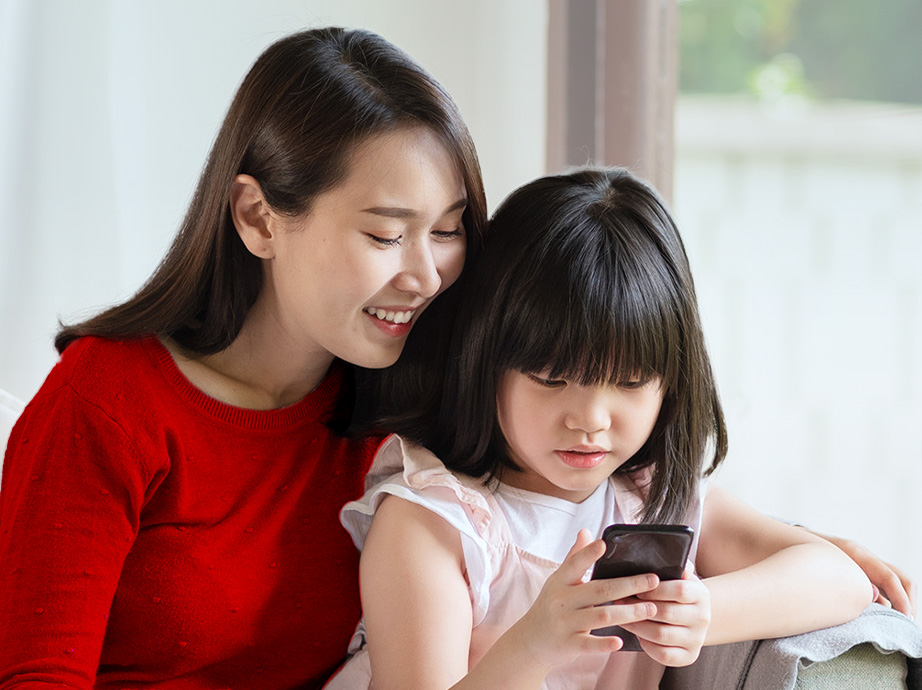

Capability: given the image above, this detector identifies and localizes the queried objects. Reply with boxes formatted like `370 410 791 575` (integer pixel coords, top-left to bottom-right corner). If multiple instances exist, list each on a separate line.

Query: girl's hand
507 529 660 670
625 568 711 667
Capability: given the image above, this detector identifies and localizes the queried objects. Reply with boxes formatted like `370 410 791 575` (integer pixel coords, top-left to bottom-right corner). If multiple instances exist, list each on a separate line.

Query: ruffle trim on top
340 435 495 537
384 435 496 539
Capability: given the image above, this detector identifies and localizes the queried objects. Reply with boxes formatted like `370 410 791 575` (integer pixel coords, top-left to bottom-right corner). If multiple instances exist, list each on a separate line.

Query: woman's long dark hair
55 28 487 373
402 167 726 523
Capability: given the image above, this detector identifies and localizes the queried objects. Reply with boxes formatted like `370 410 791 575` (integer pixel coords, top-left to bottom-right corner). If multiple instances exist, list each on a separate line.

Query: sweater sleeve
0 382 155 689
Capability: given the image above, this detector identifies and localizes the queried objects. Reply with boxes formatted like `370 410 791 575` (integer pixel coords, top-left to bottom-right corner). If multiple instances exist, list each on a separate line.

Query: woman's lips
364 306 417 338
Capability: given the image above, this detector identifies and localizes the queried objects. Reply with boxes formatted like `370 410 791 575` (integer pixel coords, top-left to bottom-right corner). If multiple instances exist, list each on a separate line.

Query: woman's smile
364 305 420 337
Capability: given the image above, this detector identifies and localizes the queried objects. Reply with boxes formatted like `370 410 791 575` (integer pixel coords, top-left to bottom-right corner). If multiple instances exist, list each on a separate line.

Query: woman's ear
230 174 276 259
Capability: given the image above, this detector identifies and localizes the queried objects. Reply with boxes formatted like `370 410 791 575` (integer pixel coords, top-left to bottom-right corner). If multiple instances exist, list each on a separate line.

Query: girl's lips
556 450 609 469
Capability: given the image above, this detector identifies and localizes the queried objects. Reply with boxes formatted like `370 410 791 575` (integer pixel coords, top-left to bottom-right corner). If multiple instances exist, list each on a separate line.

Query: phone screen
589 524 694 651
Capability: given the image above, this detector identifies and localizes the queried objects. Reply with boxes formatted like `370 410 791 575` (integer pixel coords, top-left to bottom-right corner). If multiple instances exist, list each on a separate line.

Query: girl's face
260 126 467 369
496 370 664 502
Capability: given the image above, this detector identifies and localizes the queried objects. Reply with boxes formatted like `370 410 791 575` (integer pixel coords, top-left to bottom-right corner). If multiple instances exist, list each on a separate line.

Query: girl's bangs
495 222 680 389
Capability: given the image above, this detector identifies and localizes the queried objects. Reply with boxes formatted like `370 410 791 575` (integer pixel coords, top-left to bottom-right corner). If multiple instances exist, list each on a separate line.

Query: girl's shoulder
340 434 495 550
369 435 488 493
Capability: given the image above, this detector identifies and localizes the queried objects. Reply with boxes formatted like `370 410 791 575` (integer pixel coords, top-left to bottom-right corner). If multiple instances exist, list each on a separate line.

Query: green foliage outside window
679 0 922 104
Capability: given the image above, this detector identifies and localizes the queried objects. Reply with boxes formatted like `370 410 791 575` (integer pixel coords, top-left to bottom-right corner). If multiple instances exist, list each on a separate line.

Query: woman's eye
432 226 464 241
367 234 402 247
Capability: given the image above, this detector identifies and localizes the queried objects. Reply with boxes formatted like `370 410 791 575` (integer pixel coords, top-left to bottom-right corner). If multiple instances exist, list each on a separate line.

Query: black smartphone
589 524 694 651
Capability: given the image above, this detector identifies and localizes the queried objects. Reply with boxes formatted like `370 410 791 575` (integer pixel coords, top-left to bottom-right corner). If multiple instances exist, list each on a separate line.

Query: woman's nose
394 240 442 297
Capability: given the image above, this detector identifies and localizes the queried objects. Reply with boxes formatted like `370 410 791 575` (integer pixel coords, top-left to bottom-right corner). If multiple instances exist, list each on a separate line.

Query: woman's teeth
365 307 413 324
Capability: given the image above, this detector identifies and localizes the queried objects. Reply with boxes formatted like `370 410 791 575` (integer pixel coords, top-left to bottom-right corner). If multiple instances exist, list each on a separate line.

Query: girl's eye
432 226 464 241
528 374 567 388
367 234 401 247
618 377 658 391
618 380 644 390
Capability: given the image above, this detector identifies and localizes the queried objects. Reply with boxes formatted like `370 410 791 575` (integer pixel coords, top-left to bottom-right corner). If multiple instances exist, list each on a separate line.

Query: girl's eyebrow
361 197 467 219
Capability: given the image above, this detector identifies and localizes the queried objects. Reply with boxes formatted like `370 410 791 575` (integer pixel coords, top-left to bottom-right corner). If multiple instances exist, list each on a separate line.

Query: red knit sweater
0 337 379 689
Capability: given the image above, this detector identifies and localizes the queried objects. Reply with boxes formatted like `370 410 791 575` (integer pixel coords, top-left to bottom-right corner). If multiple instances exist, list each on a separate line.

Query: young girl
327 167 874 690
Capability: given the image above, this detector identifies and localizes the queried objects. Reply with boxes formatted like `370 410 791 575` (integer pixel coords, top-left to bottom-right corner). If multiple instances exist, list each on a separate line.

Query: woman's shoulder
8 336 173 485
47 334 157 381
33 335 165 409
19 335 195 454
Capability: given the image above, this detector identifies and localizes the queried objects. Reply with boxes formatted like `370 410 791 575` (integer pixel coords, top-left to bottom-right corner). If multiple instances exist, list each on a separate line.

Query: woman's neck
161 321 335 411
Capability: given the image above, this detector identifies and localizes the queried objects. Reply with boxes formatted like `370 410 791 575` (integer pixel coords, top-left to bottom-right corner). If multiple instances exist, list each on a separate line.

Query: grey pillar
547 0 677 202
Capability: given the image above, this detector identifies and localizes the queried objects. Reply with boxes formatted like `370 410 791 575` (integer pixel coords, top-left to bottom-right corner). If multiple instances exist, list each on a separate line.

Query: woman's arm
0 391 143 688
360 497 659 690
694 485 874 646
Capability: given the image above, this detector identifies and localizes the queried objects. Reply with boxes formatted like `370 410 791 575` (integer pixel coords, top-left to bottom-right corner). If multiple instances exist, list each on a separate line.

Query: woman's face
260 127 468 369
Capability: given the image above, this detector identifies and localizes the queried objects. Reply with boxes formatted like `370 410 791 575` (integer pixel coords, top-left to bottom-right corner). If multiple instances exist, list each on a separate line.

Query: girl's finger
574 574 660 611
564 528 595 559
620 619 684 646
621 619 705 664
575 599 657 633
636 636 701 668
637 578 699 605
641 600 706 627
555 534 607 585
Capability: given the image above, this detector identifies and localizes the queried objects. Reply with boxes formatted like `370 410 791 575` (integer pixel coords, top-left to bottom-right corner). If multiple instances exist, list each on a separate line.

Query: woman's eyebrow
361 197 467 219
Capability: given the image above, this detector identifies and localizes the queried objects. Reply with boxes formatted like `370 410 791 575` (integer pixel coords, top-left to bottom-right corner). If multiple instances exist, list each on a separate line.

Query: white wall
0 0 548 402
674 95 922 585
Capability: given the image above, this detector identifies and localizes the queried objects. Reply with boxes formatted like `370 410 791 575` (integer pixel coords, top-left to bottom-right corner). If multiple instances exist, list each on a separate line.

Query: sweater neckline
143 336 345 430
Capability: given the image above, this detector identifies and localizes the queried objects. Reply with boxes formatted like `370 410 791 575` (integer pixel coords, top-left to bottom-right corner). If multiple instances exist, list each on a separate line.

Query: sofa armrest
794 643 908 688
661 604 922 690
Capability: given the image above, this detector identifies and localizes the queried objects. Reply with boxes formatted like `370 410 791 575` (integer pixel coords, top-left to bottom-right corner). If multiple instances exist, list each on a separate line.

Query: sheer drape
0 0 548 401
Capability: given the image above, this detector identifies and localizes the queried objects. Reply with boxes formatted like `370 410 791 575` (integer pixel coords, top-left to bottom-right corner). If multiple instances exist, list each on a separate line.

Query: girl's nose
564 395 613 435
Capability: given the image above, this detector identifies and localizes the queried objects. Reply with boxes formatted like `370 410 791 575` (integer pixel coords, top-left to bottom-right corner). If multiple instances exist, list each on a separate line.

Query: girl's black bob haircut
429 167 727 523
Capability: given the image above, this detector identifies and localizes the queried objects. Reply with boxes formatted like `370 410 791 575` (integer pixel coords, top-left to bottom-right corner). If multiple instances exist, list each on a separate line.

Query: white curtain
0 0 548 402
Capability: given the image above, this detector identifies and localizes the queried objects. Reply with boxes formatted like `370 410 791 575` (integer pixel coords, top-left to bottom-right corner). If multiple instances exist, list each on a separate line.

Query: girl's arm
692 485 874 646
359 494 476 689
360 496 659 690
807 529 916 618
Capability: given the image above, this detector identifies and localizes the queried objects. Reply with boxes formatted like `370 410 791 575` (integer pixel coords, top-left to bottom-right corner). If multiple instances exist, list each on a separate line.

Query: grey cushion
662 605 922 690
794 643 906 689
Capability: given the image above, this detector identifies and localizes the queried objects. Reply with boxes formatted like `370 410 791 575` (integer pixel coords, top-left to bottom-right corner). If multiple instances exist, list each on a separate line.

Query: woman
0 27 486 689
